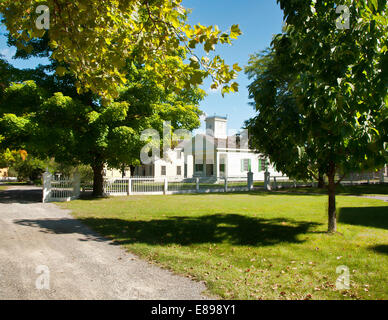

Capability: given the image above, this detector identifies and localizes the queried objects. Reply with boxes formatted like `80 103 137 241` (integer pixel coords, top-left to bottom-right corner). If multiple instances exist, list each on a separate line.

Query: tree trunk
92 163 104 197
121 164 126 178
129 165 136 177
327 164 337 233
318 173 325 188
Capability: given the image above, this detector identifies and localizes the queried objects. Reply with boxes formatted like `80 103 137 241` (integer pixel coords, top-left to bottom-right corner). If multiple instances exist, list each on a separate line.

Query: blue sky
184 0 284 131
0 1 284 131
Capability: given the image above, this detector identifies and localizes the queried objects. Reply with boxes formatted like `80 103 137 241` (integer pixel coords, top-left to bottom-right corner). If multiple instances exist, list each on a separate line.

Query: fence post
273 177 277 190
196 177 199 192
224 176 228 193
164 177 168 195
42 170 52 203
73 170 81 199
247 171 253 191
264 171 271 190
128 178 132 195
293 180 297 188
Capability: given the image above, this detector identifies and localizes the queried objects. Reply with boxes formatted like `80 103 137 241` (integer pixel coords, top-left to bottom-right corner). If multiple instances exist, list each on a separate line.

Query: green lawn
61 191 388 300
278 183 388 196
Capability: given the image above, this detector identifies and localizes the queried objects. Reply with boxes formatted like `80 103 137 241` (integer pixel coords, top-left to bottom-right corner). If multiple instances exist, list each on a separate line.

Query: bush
10 156 46 182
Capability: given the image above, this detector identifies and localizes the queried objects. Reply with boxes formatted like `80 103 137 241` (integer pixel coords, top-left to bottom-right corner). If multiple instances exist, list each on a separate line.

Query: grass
61 191 388 300
279 183 388 196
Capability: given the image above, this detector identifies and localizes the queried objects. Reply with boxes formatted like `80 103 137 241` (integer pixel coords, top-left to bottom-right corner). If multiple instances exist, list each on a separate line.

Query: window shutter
258 159 262 172
248 159 251 171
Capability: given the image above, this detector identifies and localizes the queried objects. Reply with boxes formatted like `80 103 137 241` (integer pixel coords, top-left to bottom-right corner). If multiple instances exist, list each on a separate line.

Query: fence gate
42 171 81 203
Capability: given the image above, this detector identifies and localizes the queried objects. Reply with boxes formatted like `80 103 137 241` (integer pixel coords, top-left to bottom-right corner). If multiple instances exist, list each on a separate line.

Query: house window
177 150 182 160
241 159 251 172
161 166 166 176
195 164 204 172
258 159 268 172
219 164 225 172
177 166 182 175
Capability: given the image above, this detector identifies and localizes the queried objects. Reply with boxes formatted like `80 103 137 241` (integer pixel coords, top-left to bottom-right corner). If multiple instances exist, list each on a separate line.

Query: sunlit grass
278 183 388 196
61 192 388 300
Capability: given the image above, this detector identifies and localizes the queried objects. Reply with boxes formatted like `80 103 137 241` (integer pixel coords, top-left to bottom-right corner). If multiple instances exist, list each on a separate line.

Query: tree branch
335 174 347 186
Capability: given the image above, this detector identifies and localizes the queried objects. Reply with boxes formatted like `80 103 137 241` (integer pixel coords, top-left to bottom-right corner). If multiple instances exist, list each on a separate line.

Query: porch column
216 152 220 179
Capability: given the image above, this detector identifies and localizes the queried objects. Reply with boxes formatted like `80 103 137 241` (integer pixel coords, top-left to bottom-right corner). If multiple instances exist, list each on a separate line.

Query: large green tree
0 0 242 100
246 0 387 233
0 62 203 196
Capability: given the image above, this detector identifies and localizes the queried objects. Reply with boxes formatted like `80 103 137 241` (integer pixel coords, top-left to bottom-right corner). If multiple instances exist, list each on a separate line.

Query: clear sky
0 1 284 132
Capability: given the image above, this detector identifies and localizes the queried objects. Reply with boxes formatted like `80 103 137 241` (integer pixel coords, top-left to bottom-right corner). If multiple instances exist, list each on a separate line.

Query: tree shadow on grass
369 245 388 255
338 207 388 230
14 214 321 247
78 214 320 247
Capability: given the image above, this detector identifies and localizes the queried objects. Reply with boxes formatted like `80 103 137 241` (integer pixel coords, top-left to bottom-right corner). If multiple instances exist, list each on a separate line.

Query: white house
105 116 387 182
184 116 281 180
113 115 282 180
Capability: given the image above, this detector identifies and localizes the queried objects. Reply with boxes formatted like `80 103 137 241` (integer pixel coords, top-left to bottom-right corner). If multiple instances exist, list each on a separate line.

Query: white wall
154 149 185 178
221 151 282 180
105 167 131 178
186 155 194 178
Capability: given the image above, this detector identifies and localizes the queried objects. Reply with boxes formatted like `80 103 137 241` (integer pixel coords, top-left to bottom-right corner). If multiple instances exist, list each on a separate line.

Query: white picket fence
103 174 254 196
266 171 386 190
0 177 17 182
42 171 81 203
46 169 386 200
340 171 386 185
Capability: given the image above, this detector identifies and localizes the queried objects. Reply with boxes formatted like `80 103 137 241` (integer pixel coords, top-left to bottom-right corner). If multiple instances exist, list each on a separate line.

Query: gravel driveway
0 186 208 300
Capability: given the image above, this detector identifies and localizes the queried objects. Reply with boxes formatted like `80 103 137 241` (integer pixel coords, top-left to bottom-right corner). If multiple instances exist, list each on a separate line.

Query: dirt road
0 186 208 300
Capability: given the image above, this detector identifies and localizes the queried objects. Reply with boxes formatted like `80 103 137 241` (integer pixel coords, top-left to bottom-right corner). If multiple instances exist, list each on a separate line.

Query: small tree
10 154 46 182
246 0 387 233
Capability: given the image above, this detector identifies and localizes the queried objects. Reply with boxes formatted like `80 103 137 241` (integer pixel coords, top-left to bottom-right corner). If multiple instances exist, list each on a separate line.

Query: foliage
0 0 242 100
76 164 94 183
246 0 387 232
0 149 27 168
10 153 47 182
247 0 387 178
0 57 16 97
0 148 16 168
0 60 203 194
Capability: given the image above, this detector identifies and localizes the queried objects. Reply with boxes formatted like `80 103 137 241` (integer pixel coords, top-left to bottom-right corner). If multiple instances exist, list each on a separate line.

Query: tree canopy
0 57 203 195
0 0 242 100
